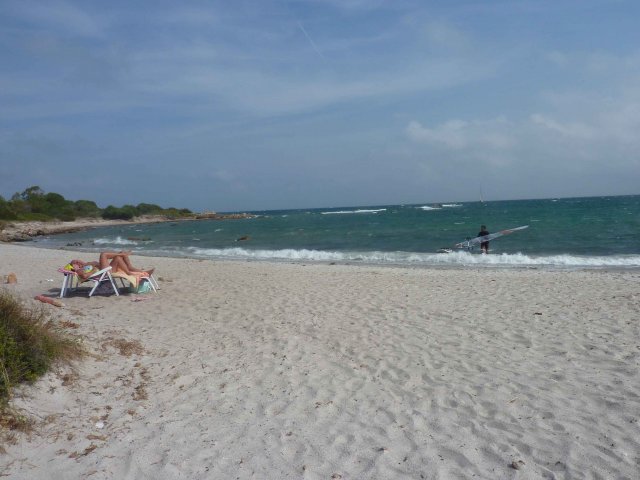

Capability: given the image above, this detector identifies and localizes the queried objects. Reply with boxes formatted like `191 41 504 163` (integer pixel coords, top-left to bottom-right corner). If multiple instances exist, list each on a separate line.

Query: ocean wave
180 247 640 268
442 204 463 207
321 209 387 215
93 236 138 246
418 206 441 211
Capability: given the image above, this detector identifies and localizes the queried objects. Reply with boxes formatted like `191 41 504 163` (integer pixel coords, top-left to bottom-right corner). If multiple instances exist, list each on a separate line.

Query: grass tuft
0 289 83 433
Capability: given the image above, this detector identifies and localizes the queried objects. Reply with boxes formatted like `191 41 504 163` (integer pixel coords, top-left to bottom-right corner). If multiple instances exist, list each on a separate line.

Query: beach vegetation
102 205 136 220
73 200 101 217
0 290 83 435
0 186 193 223
135 203 163 215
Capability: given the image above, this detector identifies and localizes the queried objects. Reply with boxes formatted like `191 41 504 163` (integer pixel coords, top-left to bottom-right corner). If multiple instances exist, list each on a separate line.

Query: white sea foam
442 204 463 207
321 209 387 215
418 206 441 211
93 236 138 246
181 247 640 268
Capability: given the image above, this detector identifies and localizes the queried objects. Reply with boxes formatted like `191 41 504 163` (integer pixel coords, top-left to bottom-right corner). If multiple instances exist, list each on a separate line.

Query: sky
1 0 639 212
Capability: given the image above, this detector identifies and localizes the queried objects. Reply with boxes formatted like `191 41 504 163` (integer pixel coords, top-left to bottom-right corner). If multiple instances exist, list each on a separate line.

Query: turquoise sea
31 195 640 269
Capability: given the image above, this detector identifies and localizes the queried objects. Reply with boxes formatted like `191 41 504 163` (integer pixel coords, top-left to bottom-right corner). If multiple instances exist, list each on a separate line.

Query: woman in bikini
70 251 154 281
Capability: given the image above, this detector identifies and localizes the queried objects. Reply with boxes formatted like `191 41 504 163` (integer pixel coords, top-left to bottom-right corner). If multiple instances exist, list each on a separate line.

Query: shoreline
0 213 255 243
15 240 640 272
13 240 640 274
1 243 638 479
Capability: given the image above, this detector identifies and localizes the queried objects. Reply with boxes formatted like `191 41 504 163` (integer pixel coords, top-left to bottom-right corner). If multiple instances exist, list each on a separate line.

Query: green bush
54 206 77 222
135 203 162 215
0 196 17 221
102 205 134 220
2 186 194 223
0 291 82 401
73 200 101 218
15 213 52 222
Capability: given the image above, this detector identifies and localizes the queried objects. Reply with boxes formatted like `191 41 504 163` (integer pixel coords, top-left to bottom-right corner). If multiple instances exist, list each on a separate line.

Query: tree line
0 186 193 222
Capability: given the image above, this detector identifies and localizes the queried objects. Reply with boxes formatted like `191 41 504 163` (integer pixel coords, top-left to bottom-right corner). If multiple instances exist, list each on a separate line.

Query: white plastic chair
59 266 120 298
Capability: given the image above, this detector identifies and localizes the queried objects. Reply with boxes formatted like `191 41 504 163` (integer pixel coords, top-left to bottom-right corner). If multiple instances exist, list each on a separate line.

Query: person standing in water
478 225 490 254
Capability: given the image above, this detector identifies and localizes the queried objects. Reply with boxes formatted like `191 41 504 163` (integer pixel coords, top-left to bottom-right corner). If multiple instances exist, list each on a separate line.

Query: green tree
43 192 66 207
102 205 134 220
73 200 101 217
136 203 162 215
20 186 44 201
0 196 17 220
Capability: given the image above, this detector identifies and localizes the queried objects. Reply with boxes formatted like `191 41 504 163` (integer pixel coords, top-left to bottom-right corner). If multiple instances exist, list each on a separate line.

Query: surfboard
454 225 529 250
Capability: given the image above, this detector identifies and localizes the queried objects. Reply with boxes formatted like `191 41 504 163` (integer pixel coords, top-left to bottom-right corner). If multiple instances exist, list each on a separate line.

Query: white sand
1 243 639 479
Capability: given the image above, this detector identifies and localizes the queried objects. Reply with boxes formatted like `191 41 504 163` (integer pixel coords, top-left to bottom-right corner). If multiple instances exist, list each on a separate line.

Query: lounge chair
111 271 158 294
59 266 120 298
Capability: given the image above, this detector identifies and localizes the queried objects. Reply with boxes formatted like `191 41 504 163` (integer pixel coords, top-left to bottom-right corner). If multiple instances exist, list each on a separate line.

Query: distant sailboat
479 185 485 204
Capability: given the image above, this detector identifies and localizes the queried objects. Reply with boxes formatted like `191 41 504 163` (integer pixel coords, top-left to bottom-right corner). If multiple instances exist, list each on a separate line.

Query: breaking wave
179 247 640 268
321 209 387 215
93 236 139 246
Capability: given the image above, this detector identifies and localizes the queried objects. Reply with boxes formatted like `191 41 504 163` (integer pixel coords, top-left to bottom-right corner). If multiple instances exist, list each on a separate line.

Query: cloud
4 0 106 37
406 118 515 151
3 2 640 209
302 0 387 11
1 1 500 121
125 49 496 117
545 51 568 67
530 114 596 139
422 21 470 52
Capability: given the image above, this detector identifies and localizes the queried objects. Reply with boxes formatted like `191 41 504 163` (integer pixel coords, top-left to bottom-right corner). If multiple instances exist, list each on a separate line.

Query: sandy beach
0 243 638 479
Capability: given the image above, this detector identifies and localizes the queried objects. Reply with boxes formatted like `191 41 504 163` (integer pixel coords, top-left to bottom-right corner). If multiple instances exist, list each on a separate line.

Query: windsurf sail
454 225 529 249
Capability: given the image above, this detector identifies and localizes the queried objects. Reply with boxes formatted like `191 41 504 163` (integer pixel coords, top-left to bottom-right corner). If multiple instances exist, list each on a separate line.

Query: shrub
73 200 101 218
0 197 17 221
0 290 83 402
135 203 162 215
54 206 76 222
15 213 52 222
102 205 134 220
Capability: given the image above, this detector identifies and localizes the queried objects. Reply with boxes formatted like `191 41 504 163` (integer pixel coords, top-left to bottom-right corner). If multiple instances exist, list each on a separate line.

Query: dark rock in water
66 242 83 247
236 236 250 241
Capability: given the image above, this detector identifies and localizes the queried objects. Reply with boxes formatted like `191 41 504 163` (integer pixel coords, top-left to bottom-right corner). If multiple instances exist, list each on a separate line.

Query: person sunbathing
69 251 154 281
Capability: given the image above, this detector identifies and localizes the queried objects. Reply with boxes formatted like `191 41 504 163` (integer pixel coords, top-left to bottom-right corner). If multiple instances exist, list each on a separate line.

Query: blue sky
1 0 639 212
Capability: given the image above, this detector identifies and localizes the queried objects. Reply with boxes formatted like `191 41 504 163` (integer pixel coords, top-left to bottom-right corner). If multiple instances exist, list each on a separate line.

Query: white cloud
545 51 568 67
406 118 515 151
530 114 596 139
302 0 387 11
423 21 470 52
6 0 106 37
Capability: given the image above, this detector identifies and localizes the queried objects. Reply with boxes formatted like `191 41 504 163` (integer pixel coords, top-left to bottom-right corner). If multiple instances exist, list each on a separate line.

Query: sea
29 195 640 270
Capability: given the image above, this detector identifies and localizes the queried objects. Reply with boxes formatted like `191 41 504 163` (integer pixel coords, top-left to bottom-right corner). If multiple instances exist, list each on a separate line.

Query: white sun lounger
59 266 120 298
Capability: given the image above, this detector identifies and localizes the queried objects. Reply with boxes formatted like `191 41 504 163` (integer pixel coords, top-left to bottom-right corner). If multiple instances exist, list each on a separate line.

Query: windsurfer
478 225 490 254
